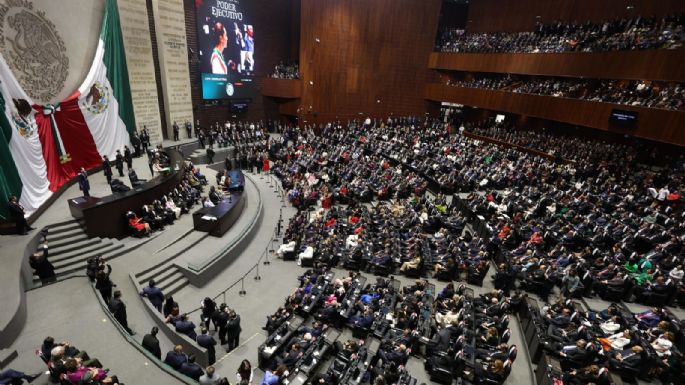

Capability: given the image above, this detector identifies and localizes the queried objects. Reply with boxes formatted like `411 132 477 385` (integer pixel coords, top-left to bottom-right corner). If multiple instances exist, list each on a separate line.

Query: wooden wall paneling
299 0 442 124
261 79 303 99
424 84 685 146
466 0 685 33
428 50 685 82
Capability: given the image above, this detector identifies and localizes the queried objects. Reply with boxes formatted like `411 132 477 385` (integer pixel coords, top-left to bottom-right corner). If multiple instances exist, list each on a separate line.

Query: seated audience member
164 345 188 370
259 364 287 385
179 355 204 381
175 314 198 340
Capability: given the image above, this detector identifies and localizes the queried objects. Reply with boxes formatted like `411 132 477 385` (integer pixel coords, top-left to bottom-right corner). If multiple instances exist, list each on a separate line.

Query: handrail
185 221 281 316
184 172 284 315
187 173 262 272
90 282 200 385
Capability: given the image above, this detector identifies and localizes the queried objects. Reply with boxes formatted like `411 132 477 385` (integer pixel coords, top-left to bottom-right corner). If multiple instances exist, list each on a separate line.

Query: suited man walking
140 279 165 312
196 327 217 365
108 290 134 335
142 327 162 359
226 310 241 352
78 167 90 197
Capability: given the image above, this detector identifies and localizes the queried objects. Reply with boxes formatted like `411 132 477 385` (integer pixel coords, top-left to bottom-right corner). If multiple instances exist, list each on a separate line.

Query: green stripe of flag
0 92 24 220
102 0 137 138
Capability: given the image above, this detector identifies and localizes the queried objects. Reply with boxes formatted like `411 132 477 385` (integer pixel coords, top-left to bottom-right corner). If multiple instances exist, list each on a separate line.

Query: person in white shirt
202 197 215 208
669 265 684 281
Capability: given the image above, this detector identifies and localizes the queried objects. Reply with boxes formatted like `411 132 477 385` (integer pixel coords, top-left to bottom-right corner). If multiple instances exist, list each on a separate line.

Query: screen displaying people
197 0 256 100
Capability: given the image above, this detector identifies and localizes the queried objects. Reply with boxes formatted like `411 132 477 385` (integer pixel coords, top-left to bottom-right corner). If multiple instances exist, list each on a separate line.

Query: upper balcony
261 78 302 99
424 83 685 146
428 50 685 82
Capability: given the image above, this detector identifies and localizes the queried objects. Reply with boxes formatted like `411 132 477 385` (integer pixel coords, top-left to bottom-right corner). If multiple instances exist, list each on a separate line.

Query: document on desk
201 215 218 221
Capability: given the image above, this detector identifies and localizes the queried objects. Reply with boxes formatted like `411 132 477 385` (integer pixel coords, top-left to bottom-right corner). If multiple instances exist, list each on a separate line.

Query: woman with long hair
236 359 253 384
210 22 228 74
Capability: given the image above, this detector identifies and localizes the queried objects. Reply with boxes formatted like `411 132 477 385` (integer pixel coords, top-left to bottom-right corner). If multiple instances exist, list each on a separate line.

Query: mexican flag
0 0 135 218
0 58 51 220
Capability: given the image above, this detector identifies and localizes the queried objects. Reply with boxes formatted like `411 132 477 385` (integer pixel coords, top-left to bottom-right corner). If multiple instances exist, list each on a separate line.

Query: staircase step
138 264 177 286
48 239 102 258
44 223 84 235
45 218 82 230
164 276 190 298
46 227 88 242
47 234 90 250
50 241 111 264
51 242 115 269
34 243 126 284
155 269 186 292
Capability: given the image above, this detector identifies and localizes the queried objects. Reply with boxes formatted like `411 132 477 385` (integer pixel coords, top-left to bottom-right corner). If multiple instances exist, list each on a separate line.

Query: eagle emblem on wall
0 0 69 102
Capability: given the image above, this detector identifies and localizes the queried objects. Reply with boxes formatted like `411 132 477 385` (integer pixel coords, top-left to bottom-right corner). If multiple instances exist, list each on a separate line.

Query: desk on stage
68 150 185 239
192 192 246 236
192 169 246 237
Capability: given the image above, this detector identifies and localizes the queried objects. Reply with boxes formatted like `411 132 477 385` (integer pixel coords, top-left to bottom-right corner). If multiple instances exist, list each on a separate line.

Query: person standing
213 304 229 345
141 127 150 154
95 263 114 302
173 121 180 141
29 242 55 285
8 196 32 235
78 167 90 197
206 146 215 164
199 130 206 149
226 310 241 352
185 121 193 139
108 290 133 335
102 156 113 184
124 146 133 170
139 279 164 312
115 150 124 176
142 327 162 359
236 359 253 384
131 131 142 157
196 327 217 365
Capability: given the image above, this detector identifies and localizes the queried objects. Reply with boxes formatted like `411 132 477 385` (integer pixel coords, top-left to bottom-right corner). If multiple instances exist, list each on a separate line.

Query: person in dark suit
278 344 302 369
8 196 32 235
179 355 204 380
173 121 180 141
140 279 164 312
175 314 197 341
378 344 408 365
131 132 141 157
115 150 124 176
226 310 241 352
208 186 221 206
29 243 55 285
102 156 113 184
206 146 215 164
78 167 90 197
609 345 643 371
141 127 150 154
185 121 192 139
142 327 161 359
196 327 217 365
124 146 133 170
213 304 229 345
108 290 133 335
428 322 458 354
164 345 188 370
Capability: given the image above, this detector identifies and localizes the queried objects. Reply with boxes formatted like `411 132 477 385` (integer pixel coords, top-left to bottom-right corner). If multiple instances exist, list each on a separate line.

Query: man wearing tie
78 167 90 197
8 195 33 235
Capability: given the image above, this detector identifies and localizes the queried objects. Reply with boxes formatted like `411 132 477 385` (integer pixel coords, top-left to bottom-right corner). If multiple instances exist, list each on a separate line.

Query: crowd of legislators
264 115 684 384
267 116 684 308
445 75 685 111
270 61 300 80
437 14 685 53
